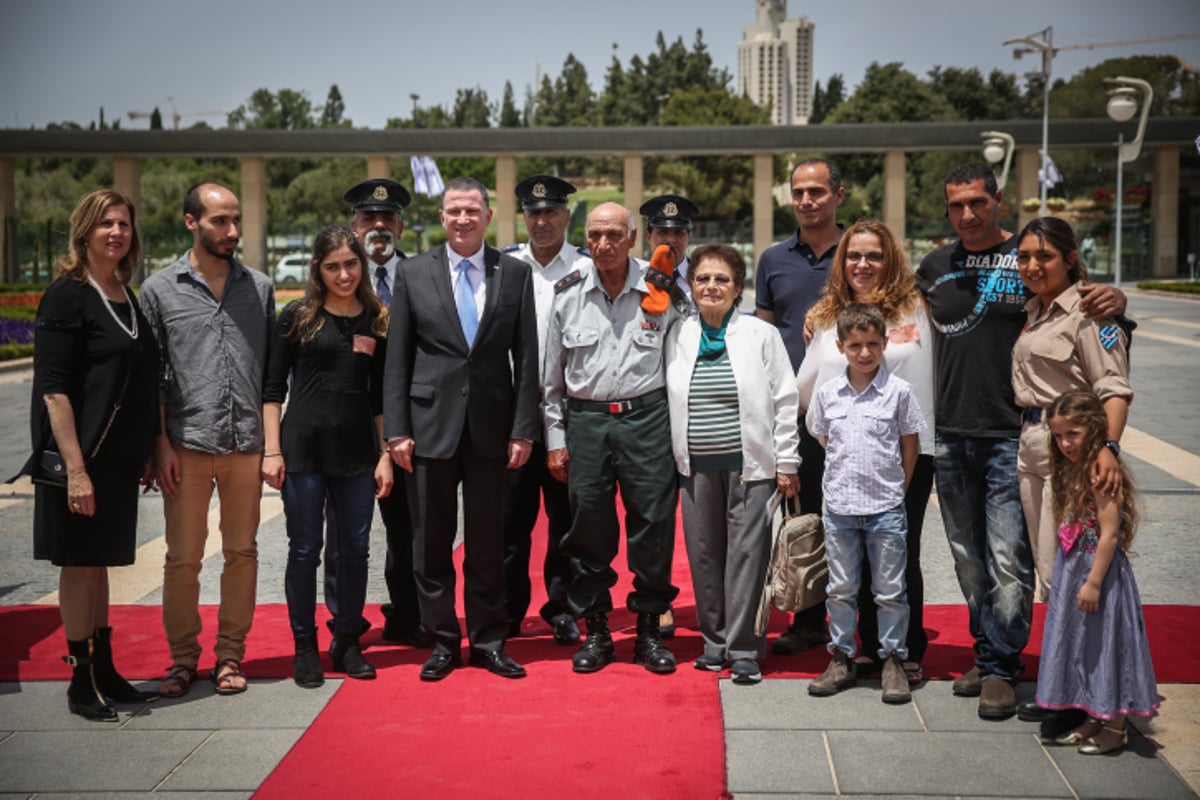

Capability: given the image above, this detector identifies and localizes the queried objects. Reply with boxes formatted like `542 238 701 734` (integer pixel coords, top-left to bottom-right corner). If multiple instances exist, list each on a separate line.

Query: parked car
274 253 311 285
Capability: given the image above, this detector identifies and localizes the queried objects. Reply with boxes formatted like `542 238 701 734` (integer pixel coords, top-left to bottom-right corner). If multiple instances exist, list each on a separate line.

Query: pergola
1 117 1196 281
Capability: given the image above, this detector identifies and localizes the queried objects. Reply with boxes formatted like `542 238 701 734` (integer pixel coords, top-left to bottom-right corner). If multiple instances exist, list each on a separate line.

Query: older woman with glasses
795 219 935 685
665 243 800 685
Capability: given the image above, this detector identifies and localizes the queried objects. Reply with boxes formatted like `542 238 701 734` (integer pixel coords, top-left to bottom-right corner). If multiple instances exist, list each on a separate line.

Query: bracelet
263 452 282 458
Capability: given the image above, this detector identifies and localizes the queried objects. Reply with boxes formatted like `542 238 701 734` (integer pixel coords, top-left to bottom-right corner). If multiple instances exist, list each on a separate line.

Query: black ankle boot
329 633 376 679
634 612 676 674
64 639 118 722
92 626 155 703
572 613 615 673
293 634 325 688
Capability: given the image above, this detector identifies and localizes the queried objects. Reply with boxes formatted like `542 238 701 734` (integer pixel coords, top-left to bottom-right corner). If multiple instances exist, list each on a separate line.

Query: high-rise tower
737 0 814 126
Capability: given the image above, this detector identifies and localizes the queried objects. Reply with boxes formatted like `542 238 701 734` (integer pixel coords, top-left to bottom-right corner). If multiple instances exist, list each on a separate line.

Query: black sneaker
730 659 762 685
693 654 726 672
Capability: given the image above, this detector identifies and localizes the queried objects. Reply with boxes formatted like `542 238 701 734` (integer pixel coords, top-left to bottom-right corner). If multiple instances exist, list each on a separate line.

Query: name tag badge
353 335 377 356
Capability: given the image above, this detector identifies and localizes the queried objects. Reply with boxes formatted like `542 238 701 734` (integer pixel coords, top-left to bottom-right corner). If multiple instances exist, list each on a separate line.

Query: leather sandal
210 658 248 695
156 664 197 698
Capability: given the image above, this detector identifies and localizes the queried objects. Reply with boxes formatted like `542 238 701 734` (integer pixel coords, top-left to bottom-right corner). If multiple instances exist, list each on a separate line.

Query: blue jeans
823 505 909 661
934 434 1033 680
283 472 376 637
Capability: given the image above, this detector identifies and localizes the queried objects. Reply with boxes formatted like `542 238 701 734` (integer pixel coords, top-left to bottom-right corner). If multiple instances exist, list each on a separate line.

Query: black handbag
31 449 68 487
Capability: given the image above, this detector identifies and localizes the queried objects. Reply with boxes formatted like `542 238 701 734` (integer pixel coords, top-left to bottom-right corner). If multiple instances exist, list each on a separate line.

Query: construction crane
126 97 226 130
1009 32 1200 60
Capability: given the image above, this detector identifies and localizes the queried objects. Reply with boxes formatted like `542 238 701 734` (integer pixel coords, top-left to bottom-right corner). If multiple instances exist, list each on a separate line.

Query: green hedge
1137 281 1200 295
0 344 33 361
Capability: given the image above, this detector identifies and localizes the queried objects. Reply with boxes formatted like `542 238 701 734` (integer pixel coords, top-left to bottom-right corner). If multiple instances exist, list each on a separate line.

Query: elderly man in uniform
322 178 427 649
500 175 585 645
543 202 683 675
641 193 698 304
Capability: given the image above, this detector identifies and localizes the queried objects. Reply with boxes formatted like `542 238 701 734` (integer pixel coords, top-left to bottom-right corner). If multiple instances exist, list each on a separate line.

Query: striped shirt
687 350 743 472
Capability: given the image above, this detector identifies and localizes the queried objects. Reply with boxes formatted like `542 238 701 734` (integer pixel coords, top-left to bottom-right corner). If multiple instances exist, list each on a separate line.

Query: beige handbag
755 492 828 636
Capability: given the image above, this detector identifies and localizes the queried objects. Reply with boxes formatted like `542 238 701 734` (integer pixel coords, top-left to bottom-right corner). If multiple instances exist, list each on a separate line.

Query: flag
1038 150 1062 190
410 156 445 197
1194 134 1200 155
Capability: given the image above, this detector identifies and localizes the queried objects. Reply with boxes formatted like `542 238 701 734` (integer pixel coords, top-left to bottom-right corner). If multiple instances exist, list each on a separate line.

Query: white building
737 0 814 126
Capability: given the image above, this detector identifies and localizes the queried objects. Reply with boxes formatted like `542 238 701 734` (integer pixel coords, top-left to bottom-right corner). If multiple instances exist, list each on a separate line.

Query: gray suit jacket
383 244 538 460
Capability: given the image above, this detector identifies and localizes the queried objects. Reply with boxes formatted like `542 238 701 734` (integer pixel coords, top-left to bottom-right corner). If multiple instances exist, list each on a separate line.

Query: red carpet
2 502 1197 799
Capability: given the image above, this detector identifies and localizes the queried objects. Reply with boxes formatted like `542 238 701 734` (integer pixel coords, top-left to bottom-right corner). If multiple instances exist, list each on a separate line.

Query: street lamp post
1104 76 1154 288
1004 27 1053 215
980 130 1016 190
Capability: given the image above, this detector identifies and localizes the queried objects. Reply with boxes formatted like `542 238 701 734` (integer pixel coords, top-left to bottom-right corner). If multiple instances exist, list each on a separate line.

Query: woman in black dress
262 224 393 688
25 189 160 720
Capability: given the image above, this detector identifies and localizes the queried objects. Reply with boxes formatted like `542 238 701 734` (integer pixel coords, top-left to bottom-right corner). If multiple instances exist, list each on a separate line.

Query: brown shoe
880 651 912 704
808 650 856 696
978 677 1017 719
952 665 981 697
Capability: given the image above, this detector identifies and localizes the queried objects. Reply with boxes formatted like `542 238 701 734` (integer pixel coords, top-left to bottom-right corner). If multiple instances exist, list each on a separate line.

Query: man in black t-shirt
917 163 1126 721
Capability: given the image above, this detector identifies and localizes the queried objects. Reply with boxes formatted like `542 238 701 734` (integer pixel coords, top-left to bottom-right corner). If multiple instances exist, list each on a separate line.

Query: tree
927 66 1023 120
227 88 315 130
499 81 521 128
555 54 595 127
452 87 493 128
321 84 350 128
150 107 163 130
810 74 845 122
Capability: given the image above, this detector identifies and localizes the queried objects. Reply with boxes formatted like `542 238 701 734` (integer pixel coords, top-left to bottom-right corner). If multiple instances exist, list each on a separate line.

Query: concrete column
623 153 644 229
367 156 390 180
495 155 517 249
1014 148 1040 232
240 157 268 272
1152 146 1180 279
112 157 142 215
753 153 774 266
0 158 15 283
882 150 906 241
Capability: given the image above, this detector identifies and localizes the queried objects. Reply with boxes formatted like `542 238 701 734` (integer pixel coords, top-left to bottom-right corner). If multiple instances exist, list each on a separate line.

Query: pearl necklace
85 270 138 340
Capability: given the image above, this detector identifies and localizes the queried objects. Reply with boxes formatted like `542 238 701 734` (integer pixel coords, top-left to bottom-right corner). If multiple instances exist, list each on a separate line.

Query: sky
2 0 1198 130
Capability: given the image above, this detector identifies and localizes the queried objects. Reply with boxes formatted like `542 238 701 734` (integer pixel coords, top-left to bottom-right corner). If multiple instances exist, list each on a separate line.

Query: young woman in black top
262 225 393 687
26 189 161 720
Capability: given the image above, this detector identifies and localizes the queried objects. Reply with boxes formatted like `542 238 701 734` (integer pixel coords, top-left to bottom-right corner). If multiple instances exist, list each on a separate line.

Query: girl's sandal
1079 724 1128 755
156 664 197 698
211 658 248 695
1055 717 1102 746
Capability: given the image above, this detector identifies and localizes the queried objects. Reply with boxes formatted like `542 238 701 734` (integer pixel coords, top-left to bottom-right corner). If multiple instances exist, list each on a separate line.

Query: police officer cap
640 194 698 230
344 179 411 213
515 175 577 211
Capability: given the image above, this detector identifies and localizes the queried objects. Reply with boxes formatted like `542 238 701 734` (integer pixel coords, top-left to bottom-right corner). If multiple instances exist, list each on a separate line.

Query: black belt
1021 407 1044 424
567 387 666 415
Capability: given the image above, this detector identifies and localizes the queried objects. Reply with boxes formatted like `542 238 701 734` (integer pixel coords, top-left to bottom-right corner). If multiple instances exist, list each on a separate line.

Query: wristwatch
1104 440 1121 458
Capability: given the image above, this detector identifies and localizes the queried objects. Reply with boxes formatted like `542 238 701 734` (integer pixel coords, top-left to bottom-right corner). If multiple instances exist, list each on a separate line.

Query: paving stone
160 729 306 792
0 729 209 793
123 677 339 730
0 681 156 731
1047 727 1198 800
914 681 1041 733
32 794 252 800
721 678 924 731
725 729 834 795
826 730 1071 798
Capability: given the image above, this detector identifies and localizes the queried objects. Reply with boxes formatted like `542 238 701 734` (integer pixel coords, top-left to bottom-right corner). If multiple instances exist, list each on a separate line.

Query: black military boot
293 634 325 688
92 626 156 703
572 613 615 673
64 639 118 721
329 633 376 680
634 612 676 674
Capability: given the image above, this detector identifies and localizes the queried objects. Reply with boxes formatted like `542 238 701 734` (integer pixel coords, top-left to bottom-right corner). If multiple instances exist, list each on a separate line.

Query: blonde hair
1047 390 1138 550
55 189 141 284
807 219 923 330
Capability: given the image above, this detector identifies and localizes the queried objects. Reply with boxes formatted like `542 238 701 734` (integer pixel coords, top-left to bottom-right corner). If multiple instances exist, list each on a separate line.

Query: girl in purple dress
1038 390 1158 755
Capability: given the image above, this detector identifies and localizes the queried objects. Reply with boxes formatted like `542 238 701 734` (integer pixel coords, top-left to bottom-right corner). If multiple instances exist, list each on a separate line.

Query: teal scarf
698 307 736 358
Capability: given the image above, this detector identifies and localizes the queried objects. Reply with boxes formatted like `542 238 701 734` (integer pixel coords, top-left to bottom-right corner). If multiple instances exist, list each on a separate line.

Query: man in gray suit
384 176 539 681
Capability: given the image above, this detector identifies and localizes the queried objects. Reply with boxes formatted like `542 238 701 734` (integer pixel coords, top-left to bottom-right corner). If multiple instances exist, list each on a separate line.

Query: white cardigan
666 312 800 479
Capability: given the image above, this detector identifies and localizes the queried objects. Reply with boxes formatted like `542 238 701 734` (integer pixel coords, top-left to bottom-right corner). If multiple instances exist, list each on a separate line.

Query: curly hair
807 219 923 330
55 189 141 285
287 225 388 343
1047 390 1138 551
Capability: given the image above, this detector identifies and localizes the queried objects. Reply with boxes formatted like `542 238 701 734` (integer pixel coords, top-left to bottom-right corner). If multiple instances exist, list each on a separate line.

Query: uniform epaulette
576 246 591 257
500 244 521 253
555 270 584 293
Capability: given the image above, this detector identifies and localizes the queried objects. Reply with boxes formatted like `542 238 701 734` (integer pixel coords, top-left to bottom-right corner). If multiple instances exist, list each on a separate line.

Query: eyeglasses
845 251 885 265
693 273 733 286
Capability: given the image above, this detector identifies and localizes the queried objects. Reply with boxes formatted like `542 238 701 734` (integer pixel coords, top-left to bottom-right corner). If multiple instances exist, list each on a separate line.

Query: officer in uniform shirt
543 202 683 675
641 194 699 305
499 175 586 644
322 178 427 647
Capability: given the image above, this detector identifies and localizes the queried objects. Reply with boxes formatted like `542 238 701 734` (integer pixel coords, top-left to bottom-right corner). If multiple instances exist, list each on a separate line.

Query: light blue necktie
455 259 478 347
